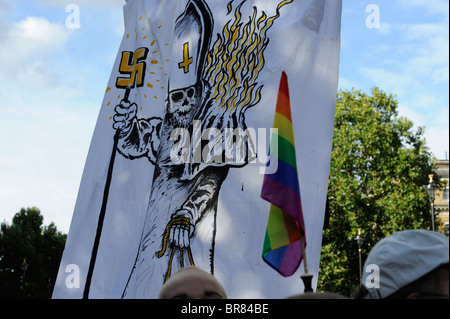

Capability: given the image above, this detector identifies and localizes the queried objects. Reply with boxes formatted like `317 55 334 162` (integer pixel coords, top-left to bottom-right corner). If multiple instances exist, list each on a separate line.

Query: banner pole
82 88 130 299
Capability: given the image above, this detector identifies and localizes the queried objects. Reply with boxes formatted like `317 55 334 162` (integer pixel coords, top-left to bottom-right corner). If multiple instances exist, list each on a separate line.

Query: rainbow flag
261 71 306 277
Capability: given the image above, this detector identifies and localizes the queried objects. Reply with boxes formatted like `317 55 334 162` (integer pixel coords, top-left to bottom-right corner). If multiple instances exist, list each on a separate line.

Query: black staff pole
83 47 148 298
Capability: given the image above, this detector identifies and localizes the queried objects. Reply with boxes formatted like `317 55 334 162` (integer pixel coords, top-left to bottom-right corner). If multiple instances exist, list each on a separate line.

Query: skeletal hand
113 100 138 132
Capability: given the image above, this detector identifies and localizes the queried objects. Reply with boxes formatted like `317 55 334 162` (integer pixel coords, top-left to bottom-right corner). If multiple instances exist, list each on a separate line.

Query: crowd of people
158 230 449 299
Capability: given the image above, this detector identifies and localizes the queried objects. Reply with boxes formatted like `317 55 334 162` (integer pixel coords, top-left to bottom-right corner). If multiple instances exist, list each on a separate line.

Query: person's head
385 263 449 299
356 229 449 299
158 266 227 299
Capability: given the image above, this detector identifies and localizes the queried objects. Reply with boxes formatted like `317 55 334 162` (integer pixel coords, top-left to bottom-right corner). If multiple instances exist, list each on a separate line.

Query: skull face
167 85 201 127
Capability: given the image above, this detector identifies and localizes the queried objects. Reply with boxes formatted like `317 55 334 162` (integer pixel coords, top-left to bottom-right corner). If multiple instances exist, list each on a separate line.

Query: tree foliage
318 88 437 297
0 207 67 298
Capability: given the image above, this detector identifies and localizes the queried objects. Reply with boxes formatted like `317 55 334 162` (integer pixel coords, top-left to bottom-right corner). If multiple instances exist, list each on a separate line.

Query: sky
0 0 448 234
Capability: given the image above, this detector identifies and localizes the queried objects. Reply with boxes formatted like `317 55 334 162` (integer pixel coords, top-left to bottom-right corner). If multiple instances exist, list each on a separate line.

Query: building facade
435 159 449 235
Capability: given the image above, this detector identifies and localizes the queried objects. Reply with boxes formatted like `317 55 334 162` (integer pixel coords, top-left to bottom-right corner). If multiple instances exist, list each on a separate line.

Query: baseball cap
362 229 449 299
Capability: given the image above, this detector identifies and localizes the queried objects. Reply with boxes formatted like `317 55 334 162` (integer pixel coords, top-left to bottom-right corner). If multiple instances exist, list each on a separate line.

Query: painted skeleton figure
113 1 229 297
114 79 231 297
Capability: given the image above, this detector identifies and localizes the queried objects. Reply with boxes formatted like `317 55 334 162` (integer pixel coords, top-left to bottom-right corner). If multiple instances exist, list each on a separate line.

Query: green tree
0 207 67 298
318 88 438 297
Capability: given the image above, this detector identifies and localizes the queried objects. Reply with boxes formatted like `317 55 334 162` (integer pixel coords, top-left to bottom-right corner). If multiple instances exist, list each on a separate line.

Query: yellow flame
204 0 292 113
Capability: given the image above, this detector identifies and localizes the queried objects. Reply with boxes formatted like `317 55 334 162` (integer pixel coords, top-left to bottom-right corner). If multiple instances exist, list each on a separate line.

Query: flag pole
300 236 313 292
300 236 308 273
